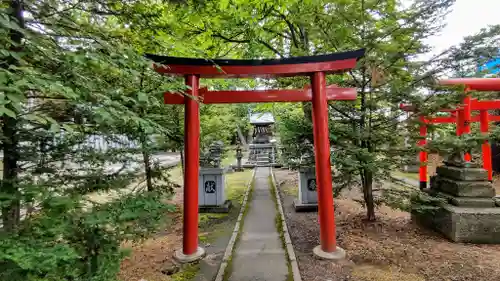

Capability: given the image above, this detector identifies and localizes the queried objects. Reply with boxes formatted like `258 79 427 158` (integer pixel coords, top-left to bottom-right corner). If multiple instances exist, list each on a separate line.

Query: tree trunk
236 125 247 147
2 115 20 231
362 168 376 221
358 64 376 221
1 0 24 232
140 133 153 191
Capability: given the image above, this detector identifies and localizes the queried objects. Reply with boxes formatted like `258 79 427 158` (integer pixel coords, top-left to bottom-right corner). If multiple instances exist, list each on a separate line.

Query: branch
212 33 284 58
274 11 300 48
28 0 84 19
212 33 250 44
258 40 284 58
316 21 363 88
328 104 354 120
262 27 292 40
215 44 238 58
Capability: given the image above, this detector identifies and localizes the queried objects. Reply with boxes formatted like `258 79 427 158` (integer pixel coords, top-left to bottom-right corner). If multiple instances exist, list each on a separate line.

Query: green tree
0 0 185 279
168 0 500 221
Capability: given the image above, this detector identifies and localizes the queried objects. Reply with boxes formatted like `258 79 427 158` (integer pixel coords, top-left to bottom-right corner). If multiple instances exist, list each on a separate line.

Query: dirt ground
274 169 500 281
118 186 184 281
118 169 253 281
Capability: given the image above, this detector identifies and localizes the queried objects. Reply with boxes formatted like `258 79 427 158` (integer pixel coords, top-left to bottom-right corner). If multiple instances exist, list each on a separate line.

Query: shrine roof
145 49 365 78
250 112 275 125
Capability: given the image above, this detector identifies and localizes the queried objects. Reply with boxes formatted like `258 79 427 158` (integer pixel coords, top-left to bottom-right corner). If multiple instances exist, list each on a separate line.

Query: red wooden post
480 110 493 181
419 116 428 190
456 108 464 136
311 83 322 232
311 72 340 256
181 75 203 258
463 93 472 161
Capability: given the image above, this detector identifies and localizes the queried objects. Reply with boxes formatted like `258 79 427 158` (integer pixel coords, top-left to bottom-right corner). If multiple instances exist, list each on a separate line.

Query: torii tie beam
147 49 365 262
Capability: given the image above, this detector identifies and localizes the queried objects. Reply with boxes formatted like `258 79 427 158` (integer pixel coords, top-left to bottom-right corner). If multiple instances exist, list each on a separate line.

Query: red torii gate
146 49 365 262
401 78 500 189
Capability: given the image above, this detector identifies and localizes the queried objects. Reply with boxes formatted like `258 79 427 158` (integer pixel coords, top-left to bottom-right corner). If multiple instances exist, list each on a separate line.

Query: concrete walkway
228 167 288 281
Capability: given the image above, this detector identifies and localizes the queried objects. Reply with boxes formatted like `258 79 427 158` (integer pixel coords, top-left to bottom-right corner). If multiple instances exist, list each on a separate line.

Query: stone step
436 166 488 181
450 197 496 207
434 177 495 197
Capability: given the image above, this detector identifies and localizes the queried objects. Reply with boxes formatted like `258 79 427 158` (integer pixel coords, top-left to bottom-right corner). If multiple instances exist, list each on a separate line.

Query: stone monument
412 153 500 243
293 152 318 212
235 144 244 172
198 141 231 213
293 167 318 212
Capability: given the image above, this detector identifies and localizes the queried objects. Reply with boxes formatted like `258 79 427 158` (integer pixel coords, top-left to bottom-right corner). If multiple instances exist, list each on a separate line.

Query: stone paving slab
228 167 288 281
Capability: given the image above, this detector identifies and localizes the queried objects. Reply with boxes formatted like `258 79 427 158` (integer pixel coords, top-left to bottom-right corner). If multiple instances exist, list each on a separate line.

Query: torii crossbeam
164 85 357 104
147 49 365 262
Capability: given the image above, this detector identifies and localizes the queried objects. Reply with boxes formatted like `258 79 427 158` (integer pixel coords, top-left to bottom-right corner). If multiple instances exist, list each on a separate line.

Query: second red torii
401 78 500 189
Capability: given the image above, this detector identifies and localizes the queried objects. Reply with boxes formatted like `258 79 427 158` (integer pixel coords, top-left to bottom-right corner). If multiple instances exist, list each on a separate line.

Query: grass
197 169 254 225
222 148 237 167
168 164 184 185
171 263 200 281
225 169 254 203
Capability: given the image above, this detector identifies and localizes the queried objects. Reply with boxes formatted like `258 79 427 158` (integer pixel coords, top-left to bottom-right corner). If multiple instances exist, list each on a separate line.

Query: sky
424 0 500 56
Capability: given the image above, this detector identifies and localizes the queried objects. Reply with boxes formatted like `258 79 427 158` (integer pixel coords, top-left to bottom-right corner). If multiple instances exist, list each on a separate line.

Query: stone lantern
235 144 244 172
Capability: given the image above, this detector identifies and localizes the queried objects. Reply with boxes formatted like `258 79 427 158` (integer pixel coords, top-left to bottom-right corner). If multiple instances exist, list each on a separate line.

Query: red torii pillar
480 110 492 181
183 75 201 257
311 72 337 252
418 116 428 190
147 49 365 262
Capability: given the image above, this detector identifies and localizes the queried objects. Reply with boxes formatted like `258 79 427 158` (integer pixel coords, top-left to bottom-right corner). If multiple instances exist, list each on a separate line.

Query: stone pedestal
413 163 500 243
198 168 231 213
294 167 318 212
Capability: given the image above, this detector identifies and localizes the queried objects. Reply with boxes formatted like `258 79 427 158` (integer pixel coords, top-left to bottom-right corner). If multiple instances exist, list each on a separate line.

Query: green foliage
0 191 175 281
410 190 447 216
200 104 241 149
0 1 187 280
1 0 256 279
2 1 500 279
169 0 500 221
277 106 313 167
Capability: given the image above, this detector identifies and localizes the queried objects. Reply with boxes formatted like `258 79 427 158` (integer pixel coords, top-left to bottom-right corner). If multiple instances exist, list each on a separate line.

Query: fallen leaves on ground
274 169 500 281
